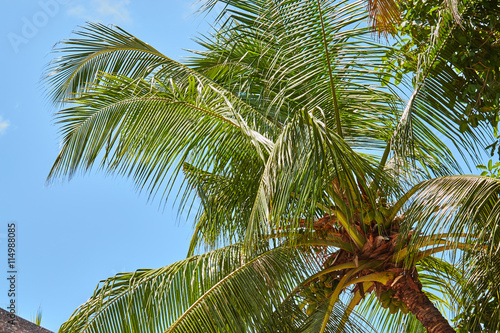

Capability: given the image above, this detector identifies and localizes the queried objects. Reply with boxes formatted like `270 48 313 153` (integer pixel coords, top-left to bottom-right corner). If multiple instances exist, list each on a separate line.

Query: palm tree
44 0 500 332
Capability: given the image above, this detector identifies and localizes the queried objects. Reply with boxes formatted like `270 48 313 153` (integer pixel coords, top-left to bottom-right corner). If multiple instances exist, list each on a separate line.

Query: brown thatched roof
0 308 53 333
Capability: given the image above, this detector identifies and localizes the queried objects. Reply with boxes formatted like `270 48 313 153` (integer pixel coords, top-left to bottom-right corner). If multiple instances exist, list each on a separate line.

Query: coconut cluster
299 274 341 315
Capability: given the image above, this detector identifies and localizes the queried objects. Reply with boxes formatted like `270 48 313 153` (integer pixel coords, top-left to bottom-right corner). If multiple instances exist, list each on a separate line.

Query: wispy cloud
0 116 10 134
93 0 131 23
67 4 87 18
67 0 132 24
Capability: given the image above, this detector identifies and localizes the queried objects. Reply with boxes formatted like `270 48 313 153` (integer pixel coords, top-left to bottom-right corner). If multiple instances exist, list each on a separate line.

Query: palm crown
45 0 500 332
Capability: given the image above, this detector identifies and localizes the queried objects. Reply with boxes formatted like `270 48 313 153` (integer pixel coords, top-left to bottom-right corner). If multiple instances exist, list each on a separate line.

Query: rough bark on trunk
393 275 456 333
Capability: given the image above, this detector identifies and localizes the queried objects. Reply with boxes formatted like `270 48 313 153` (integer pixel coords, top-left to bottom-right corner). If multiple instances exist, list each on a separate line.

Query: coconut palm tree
44 0 500 332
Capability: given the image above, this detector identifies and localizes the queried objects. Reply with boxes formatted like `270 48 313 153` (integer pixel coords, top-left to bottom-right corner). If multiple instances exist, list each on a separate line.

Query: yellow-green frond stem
337 282 374 333
319 262 377 333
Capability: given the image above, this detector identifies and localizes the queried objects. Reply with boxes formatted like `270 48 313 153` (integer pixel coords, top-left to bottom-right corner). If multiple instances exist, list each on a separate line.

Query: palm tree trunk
393 275 455 333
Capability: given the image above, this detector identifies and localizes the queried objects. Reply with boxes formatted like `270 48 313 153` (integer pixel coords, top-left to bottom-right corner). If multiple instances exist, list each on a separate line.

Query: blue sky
0 1 213 331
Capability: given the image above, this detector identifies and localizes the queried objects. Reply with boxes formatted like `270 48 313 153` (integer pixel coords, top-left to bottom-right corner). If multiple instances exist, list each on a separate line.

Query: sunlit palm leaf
192 0 403 150
49 69 275 206
390 0 489 177
60 243 370 333
396 176 500 261
456 248 500 331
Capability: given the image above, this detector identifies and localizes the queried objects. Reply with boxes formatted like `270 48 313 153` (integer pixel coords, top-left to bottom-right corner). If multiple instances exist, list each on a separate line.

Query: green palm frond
192 0 403 149
44 23 169 104
182 162 263 254
45 22 276 149
394 176 500 262
48 69 275 205
456 249 500 331
241 109 398 250
389 0 490 176
60 243 370 333
294 299 376 332
357 255 459 332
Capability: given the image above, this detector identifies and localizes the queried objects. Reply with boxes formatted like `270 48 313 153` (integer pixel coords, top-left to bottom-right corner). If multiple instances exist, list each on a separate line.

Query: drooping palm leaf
193 0 403 146
48 67 275 203
454 245 500 331
60 242 372 333
366 0 401 36
389 0 490 177
399 176 500 253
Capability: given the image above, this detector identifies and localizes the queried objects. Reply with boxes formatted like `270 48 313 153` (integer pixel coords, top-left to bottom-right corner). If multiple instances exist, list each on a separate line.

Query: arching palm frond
192 0 404 150
47 58 276 206
44 22 168 104
453 246 500 331
389 0 490 177
45 22 278 134
59 243 371 333
398 176 500 254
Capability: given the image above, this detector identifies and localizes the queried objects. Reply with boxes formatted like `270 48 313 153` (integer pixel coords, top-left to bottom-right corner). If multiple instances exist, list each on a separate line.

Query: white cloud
93 0 131 23
67 0 132 24
66 4 87 17
0 117 10 134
